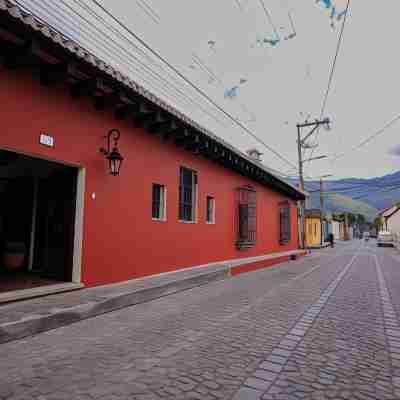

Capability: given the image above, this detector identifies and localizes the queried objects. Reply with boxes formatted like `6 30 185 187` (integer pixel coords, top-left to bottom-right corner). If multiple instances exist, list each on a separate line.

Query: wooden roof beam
39 61 68 86
1 39 32 69
70 77 98 98
174 127 191 147
148 116 178 137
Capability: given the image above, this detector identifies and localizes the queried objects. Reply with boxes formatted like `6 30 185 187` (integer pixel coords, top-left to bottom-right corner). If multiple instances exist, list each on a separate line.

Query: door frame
0 145 85 284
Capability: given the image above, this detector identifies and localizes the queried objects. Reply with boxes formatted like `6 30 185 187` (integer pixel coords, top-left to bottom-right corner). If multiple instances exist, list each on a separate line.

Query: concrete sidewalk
0 249 305 344
307 242 331 250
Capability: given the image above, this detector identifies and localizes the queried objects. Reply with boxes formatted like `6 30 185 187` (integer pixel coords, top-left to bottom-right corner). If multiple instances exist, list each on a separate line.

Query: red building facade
0 3 305 292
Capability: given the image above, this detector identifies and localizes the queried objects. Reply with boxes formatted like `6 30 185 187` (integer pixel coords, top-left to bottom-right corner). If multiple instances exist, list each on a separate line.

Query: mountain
287 174 400 221
305 171 400 212
307 192 378 222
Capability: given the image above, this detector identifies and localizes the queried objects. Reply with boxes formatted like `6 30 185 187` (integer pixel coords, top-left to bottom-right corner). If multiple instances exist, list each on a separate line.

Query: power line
353 184 400 200
18 0 299 170
306 0 351 166
16 0 300 176
135 0 160 25
81 0 299 170
63 0 233 127
308 182 400 194
16 0 230 129
234 0 243 12
48 0 257 135
332 113 400 161
319 0 351 120
258 0 279 39
308 179 400 191
22 0 298 171
190 54 258 124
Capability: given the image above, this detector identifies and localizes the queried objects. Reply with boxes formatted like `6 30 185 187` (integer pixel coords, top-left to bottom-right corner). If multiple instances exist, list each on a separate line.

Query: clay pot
3 242 26 271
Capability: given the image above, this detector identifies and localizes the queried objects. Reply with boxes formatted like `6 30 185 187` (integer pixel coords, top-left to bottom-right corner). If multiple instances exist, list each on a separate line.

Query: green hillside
309 192 378 222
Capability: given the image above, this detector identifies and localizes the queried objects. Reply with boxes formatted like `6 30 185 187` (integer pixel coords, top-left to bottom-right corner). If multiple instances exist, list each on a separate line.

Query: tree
372 216 382 232
356 214 366 226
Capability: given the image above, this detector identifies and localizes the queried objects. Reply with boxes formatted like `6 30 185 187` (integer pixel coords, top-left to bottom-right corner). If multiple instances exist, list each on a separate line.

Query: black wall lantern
100 129 124 176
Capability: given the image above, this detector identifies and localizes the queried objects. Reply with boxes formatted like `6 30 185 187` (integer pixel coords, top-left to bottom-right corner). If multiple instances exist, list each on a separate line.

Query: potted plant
3 241 26 271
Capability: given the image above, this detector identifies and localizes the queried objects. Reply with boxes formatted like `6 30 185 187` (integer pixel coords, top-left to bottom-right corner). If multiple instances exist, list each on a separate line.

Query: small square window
152 184 166 221
206 196 215 224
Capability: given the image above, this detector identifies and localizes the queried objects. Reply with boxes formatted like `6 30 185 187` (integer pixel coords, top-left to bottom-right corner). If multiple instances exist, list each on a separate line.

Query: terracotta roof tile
1 0 305 198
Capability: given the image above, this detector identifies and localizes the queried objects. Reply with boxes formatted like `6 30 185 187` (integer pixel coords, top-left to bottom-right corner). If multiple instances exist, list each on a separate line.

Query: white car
377 231 395 247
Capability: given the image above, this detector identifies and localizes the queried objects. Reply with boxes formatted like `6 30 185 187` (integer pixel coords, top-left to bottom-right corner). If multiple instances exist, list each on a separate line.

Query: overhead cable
332 113 400 161
306 0 351 165
83 0 298 170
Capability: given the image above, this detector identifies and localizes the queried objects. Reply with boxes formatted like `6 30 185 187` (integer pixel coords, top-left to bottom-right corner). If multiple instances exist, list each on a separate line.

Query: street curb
0 268 229 344
0 249 306 344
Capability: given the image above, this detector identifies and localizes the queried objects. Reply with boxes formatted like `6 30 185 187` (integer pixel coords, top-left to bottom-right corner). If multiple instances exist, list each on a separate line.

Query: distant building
379 204 400 240
331 220 341 241
305 209 322 248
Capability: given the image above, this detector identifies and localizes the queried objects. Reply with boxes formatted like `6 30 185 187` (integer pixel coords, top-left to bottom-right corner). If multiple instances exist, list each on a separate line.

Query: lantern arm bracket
100 128 121 155
99 128 124 176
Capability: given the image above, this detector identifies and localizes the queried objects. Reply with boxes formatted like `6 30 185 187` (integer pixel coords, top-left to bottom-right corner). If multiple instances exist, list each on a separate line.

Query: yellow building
305 209 322 248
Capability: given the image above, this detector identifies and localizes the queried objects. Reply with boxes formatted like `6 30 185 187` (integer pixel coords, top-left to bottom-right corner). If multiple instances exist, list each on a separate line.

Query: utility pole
296 118 331 249
296 125 305 249
320 178 324 246
320 178 324 209
297 125 304 191
297 125 306 250
319 174 332 246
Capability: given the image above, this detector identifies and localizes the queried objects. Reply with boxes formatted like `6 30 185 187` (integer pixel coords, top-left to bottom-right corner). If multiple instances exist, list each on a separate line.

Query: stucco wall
0 65 300 286
332 221 340 241
387 211 400 238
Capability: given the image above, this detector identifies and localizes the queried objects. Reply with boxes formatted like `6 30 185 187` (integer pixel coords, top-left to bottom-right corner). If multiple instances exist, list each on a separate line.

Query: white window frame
206 196 216 224
152 184 167 222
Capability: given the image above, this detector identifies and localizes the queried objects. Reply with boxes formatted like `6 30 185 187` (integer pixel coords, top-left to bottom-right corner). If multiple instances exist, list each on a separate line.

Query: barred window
152 184 166 220
179 167 197 222
237 186 256 248
280 201 291 244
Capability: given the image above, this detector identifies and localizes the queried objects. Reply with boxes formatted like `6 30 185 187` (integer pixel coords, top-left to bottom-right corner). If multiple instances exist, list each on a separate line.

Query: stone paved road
1 241 400 399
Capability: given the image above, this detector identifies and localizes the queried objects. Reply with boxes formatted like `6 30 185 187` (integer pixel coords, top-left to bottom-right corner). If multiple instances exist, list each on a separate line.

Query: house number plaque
39 133 55 147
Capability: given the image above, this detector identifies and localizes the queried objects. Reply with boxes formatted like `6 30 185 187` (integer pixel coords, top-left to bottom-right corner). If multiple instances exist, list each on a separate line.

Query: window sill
179 220 197 224
206 221 216 225
152 218 167 222
236 240 256 250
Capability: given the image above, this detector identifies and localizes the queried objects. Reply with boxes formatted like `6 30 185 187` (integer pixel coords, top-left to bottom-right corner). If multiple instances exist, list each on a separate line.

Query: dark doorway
0 149 77 293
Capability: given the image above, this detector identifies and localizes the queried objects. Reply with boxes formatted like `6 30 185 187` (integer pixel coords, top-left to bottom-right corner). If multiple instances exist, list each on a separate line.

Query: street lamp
100 129 124 176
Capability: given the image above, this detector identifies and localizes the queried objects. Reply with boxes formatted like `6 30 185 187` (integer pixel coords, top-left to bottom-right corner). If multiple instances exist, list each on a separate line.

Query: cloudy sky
18 0 400 180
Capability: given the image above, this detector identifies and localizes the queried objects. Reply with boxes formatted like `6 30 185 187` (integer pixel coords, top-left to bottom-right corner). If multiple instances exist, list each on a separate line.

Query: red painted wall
0 65 300 286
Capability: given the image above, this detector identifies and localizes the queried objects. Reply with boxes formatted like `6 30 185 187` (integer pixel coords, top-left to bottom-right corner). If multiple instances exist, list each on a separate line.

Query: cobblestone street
2 241 400 399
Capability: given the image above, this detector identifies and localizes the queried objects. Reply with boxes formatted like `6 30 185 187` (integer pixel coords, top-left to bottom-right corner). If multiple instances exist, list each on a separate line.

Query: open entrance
0 149 78 294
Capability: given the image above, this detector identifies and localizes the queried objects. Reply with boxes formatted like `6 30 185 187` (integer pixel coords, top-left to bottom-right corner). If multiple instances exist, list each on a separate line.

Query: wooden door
34 167 77 281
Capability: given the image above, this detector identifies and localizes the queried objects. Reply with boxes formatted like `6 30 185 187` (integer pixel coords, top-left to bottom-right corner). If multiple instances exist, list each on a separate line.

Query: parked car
370 232 377 239
377 231 395 247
